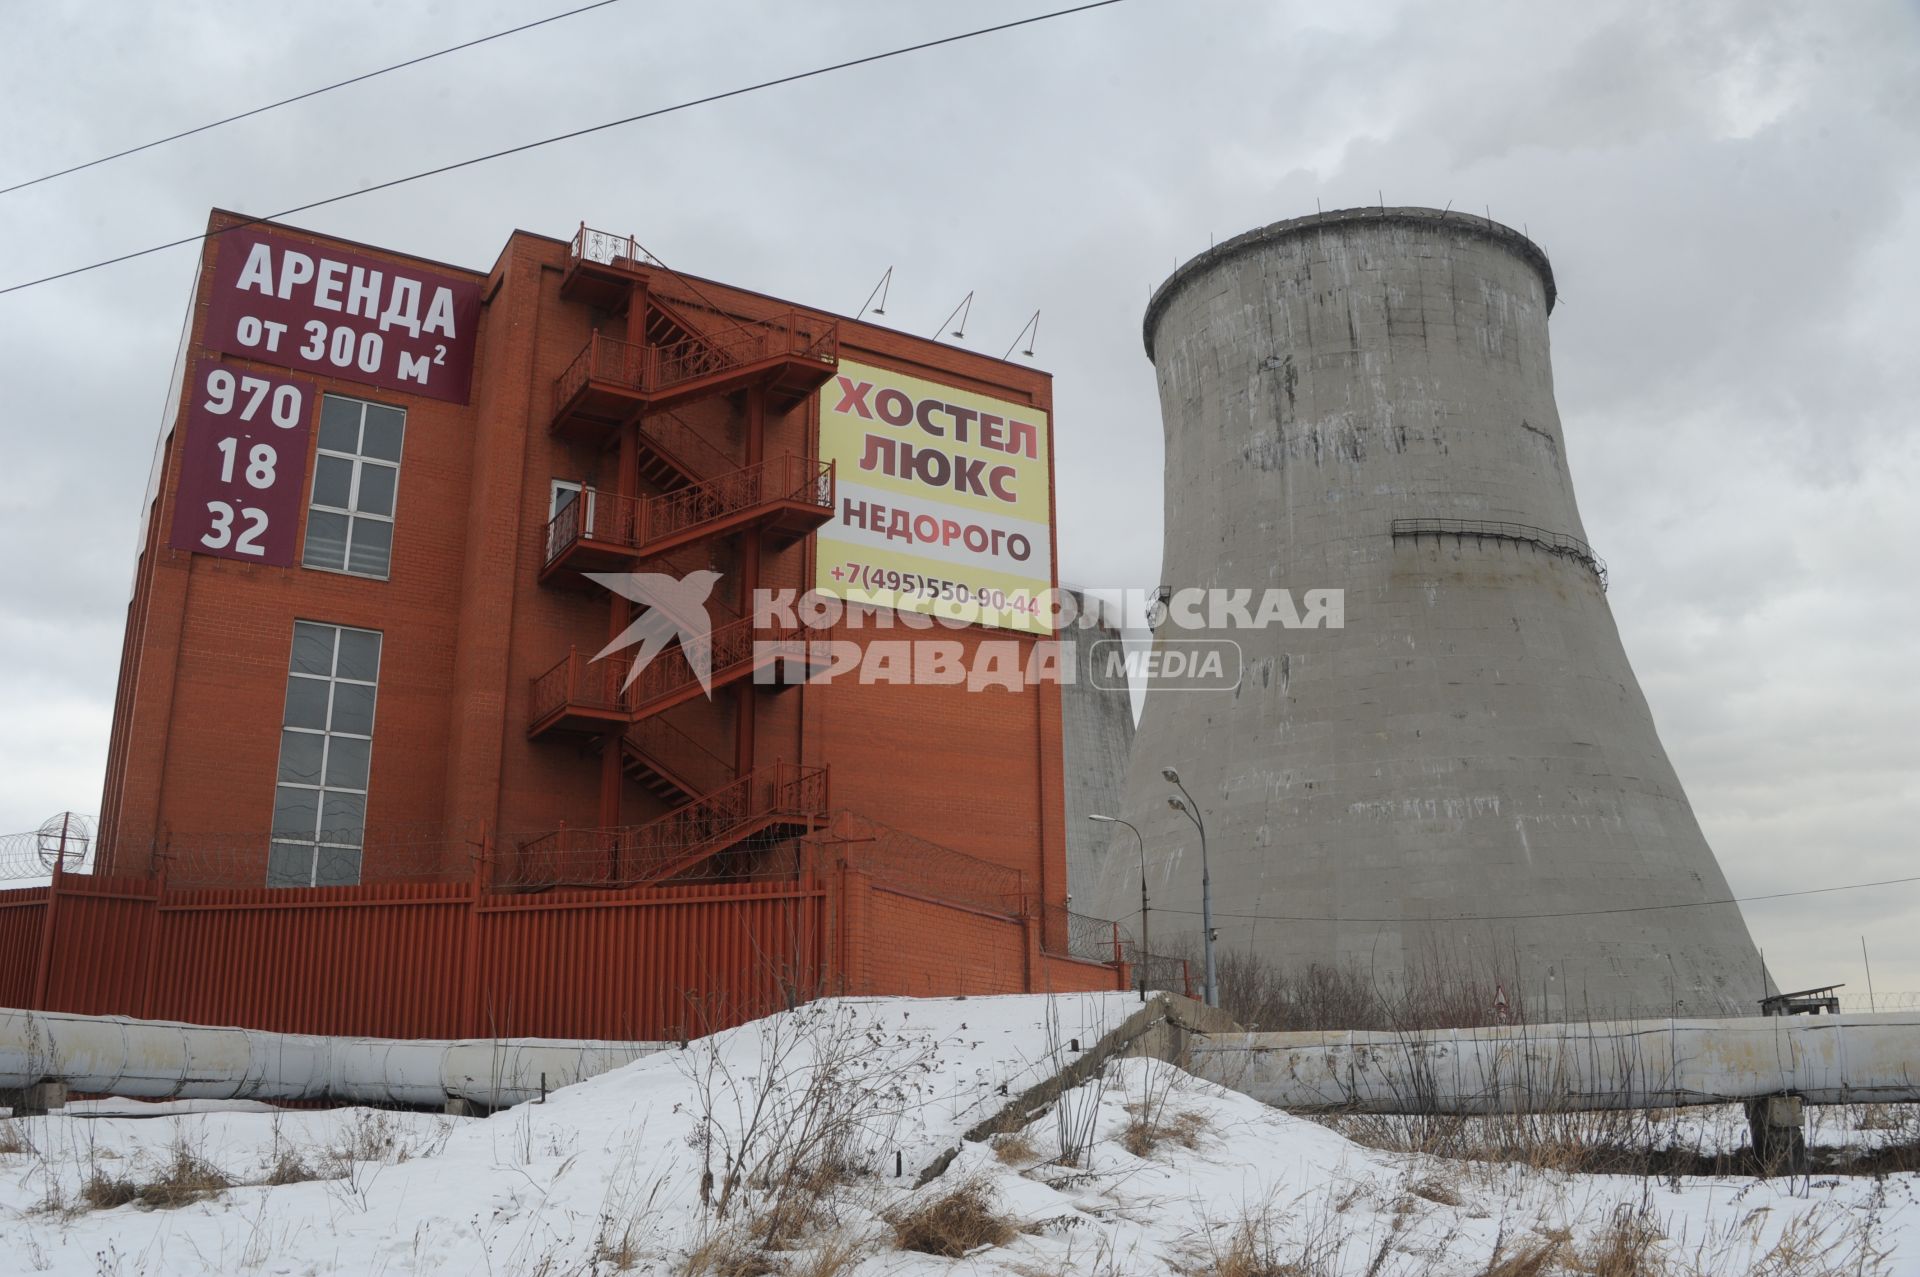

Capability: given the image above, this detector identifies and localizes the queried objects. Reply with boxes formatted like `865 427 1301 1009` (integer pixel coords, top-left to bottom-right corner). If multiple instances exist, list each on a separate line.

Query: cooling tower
1059 587 1136 904
1097 207 1767 1019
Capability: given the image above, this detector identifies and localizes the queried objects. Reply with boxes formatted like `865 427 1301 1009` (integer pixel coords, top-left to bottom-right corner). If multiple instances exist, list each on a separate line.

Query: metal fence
817 811 1030 917
1391 516 1608 590
0 813 96 880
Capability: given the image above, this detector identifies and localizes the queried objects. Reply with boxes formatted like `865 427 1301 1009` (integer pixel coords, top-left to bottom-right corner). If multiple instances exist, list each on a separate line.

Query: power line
1146 871 1920 926
0 0 1127 297
1 0 629 198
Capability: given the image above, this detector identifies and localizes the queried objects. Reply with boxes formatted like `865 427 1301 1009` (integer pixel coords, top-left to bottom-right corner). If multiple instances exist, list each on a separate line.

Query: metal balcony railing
542 454 835 567
569 226 649 269
507 763 829 888
553 317 839 418
529 613 804 730
1390 517 1608 590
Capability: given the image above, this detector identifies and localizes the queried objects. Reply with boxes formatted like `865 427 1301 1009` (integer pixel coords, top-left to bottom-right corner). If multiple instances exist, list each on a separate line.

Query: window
269 621 382 887
548 478 597 559
304 395 404 578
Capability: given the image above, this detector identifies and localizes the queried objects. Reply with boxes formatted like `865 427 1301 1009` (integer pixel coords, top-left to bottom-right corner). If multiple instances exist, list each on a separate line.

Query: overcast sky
0 0 1914 996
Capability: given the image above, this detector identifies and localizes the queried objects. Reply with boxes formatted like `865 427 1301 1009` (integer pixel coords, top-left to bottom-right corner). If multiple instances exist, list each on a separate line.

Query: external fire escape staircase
519 227 841 889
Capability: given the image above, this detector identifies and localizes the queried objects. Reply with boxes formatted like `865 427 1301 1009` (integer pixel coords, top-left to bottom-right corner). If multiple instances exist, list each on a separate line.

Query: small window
304 395 405 579
269 621 382 887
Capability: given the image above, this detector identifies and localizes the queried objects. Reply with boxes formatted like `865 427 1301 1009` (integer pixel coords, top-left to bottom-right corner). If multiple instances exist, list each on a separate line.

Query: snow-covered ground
0 993 1913 1275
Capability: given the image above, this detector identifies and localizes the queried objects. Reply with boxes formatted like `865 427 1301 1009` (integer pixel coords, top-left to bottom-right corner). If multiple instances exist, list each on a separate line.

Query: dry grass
992 1130 1039 1165
79 1170 139 1211
1477 1236 1565 1277
0 1119 30 1155
1123 1105 1208 1157
1212 943 1527 1034
680 1221 774 1277
889 1177 1018 1258
1185 1209 1334 1277
135 1146 232 1209
263 1144 332 1186
1569 1208 1665 1275
596 1220 646 1272
787 1231 867 1277
1318 1109 1751 1178
1409 1177 1464 1207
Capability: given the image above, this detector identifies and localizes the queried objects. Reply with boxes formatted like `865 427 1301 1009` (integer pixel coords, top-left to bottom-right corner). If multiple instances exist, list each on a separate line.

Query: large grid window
269 621 382 887
303 395 405 578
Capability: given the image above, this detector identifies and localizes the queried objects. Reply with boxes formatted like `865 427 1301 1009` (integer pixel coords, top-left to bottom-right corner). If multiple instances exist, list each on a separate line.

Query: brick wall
97 213 1078 1003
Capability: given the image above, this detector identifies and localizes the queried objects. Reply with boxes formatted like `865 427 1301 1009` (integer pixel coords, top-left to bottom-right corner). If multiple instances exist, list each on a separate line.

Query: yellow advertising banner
814 359 1053 633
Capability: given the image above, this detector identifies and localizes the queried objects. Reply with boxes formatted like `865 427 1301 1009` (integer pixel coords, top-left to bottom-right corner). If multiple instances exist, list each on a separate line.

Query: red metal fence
0 817 1130 1041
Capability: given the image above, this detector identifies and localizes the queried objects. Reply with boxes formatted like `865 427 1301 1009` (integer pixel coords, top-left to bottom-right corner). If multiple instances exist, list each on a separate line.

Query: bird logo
585 570 724 695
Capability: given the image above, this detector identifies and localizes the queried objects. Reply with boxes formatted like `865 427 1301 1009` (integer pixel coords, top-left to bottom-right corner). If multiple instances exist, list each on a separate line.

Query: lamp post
1088 814 1147 998
1163 766 1218 1009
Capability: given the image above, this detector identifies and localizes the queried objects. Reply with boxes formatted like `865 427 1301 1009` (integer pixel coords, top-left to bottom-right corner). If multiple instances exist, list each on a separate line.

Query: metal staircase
525 225 840 885
506 764 829 889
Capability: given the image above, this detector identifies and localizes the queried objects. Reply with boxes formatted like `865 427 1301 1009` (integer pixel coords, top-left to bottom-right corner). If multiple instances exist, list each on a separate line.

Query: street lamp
1088 814 1147 999
1163 766 1218 1009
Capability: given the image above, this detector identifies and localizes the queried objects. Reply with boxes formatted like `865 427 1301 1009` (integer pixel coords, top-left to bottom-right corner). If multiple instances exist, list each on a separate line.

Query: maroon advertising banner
203 226 481 405
167 357 316 567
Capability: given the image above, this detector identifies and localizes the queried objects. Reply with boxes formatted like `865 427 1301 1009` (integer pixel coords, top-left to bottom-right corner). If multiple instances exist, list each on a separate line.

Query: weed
263 1149 325 1186
787 1230 867 1277
889 1177 1018 1257
0 1118 31 1155
992 1130 1039 1164
680 1220 774 1277
1120 1056 1207 1158
135 1146 232 1209
79 1171 139 1211
1571 1206 1664 1275
1477 1236 1564 1276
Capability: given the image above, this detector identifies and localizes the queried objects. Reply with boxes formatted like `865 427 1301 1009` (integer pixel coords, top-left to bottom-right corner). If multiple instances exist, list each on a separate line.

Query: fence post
138 838 170 1019
30 849 63 1007
1019 897 1039 992
463 825 490 1038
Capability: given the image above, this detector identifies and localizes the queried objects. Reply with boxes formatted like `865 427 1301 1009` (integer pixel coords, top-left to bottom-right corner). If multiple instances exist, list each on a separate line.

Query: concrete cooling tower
1059 587 1136 904
1095 206 1767 1019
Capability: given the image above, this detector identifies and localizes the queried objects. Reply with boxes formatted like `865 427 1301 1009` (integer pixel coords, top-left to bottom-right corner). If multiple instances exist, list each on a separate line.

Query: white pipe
0 1007 671 1108
1191 1012 1920 1113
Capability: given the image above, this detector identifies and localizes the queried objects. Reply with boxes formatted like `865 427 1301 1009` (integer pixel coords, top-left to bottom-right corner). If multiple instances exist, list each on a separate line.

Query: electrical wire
0 0 1128 297
1143 870 1920 926
0 0 629 198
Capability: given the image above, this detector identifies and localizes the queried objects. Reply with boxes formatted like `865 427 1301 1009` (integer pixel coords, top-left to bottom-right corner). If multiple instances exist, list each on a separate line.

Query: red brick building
16 212 1135 1038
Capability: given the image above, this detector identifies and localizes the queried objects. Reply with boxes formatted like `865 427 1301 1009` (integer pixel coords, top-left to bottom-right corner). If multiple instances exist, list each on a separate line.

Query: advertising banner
167 356 316 566
814 359 1052 633
203 226 481 404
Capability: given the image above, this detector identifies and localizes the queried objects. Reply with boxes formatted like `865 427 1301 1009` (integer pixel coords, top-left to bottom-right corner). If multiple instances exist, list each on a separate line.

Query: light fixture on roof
1003 310 1040 361
857 265 892 319
934 290 974 341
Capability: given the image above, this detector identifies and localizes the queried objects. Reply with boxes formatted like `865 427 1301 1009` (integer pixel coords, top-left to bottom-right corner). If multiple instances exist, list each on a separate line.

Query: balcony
558 226 658 310
551 316 839 439
502 763 830 889
541 454 835 585
527 613 810 740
